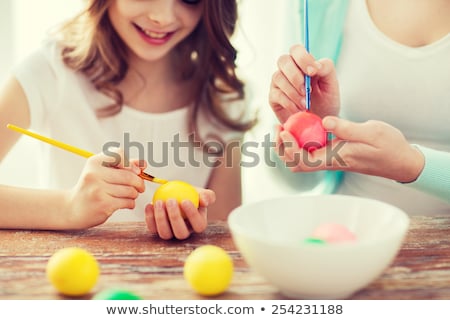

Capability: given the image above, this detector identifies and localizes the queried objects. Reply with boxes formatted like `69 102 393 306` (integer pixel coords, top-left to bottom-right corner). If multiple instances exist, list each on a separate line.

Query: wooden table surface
1 216 450 300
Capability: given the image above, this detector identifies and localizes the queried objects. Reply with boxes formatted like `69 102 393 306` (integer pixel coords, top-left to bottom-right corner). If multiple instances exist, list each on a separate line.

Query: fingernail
306 66 315 75
315 61 322 70
155 200 164 209
299 86 305 95
132 165 141 175
279 131 289 142
323 117 337 130
138 159 145 168
167 199 177 208
199 194 208 206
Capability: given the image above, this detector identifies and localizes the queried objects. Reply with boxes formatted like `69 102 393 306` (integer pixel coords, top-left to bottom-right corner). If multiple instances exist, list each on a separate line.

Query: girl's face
108 0 203 63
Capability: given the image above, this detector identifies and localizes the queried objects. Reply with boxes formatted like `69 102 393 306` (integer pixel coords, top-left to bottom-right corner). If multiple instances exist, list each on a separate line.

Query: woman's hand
64 149 146 229
275 116 425 183
144 188 216 240
269 44 341 122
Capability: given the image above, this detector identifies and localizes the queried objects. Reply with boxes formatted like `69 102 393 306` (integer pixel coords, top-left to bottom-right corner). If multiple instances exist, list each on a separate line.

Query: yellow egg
184 245 233 296
152 180 199 218
46 247 100 296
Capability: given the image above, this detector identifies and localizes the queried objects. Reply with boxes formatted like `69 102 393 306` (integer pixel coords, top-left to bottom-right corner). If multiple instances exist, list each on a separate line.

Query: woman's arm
277 116 425 181
269 44 340 123
407 146 450 203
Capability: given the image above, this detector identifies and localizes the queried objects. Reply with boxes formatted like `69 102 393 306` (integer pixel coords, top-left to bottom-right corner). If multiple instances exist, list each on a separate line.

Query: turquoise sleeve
270 146 344 195
283 0 349 194
299 0 349 63
407 145 450 203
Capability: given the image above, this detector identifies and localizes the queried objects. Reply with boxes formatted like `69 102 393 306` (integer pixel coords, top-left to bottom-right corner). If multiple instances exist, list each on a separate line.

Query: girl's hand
65 149 146 229
269 44 341 122
144 188 216 240
275 116 425 183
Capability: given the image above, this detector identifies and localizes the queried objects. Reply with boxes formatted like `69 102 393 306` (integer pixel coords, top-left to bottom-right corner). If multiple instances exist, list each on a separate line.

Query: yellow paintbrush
7 124 168 184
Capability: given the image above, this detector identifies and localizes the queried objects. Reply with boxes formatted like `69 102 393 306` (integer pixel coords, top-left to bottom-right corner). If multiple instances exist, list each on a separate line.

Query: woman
269 0 450 214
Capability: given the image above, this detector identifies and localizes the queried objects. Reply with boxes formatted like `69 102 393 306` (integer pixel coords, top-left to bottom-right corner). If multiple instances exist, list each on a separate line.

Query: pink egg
311 223 356 243
282 111 327 152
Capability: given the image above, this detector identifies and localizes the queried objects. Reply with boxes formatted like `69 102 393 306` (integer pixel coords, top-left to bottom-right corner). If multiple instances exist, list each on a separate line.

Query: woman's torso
336 0 450 215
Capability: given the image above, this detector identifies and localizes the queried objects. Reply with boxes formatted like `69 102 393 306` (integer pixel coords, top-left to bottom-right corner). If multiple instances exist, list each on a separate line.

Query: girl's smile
133 23 175 45
108 0 203 63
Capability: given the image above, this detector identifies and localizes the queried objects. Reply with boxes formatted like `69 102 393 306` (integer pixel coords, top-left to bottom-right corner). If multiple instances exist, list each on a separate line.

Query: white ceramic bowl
228 194 410 299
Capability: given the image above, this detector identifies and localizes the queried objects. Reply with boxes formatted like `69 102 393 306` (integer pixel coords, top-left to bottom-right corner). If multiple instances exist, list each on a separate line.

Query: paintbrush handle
6 124 168 184
7 124 94 158
304 0 311 111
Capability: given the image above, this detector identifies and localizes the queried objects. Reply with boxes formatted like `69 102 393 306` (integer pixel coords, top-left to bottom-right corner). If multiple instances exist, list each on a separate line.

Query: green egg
303 237 327 245
93 289 143 300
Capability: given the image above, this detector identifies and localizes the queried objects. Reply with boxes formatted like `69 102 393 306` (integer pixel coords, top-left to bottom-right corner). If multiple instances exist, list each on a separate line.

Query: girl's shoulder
12 38 97 130
13 38 72 84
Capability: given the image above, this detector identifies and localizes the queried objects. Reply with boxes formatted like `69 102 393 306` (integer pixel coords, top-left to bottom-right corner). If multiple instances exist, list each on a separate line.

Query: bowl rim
228 194 410 249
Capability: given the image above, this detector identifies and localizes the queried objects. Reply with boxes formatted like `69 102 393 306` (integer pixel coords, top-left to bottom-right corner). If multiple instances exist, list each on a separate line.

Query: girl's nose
147 0 176 27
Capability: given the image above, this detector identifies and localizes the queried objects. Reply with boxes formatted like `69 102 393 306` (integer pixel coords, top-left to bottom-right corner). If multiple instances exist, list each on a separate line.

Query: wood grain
1 216 449 300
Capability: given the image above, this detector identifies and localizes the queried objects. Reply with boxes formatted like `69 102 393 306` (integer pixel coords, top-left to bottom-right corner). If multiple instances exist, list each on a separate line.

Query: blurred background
0 0 302 203
0 0 83 187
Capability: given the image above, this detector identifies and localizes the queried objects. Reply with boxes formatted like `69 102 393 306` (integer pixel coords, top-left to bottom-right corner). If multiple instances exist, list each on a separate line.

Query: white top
336 0 450 215
13 39 246 222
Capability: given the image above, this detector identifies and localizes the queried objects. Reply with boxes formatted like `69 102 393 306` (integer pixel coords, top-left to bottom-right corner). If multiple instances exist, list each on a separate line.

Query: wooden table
1 216 450 300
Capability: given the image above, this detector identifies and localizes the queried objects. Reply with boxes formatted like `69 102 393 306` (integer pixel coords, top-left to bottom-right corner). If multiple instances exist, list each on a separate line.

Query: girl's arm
0 154 146 230
0 77 31 161
0 77 146 230
0 76 72 229
0 186 72 229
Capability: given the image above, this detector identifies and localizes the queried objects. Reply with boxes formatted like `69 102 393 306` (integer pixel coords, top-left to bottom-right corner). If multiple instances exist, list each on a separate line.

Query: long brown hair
58 0 256 140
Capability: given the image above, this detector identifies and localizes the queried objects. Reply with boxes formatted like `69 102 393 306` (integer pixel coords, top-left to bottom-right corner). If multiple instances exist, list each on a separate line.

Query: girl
269 0 450 214
0 0 255 239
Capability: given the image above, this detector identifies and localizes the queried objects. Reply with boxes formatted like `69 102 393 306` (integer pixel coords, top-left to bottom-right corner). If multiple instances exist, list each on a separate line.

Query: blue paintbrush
304 0 311 111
